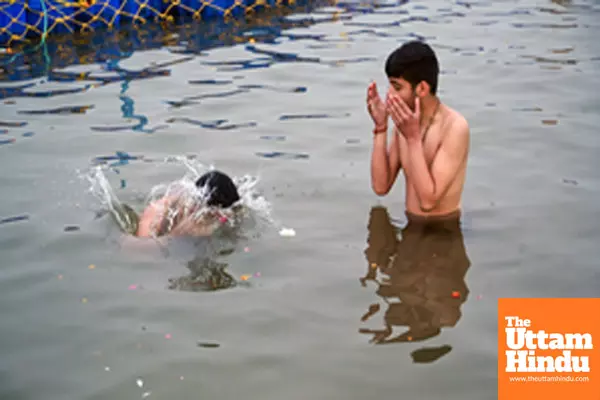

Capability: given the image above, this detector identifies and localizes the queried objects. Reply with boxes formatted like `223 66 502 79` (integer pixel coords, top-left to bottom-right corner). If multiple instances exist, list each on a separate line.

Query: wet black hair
385 40 440 95
195 170 240 208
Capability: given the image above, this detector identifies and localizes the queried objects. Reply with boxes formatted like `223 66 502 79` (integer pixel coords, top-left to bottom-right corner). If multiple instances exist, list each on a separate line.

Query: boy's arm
404 118 469 211
370 127 402 196
136 197 173 238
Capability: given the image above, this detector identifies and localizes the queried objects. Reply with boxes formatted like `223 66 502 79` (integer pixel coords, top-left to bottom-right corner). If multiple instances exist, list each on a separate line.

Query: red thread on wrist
373 125 387 135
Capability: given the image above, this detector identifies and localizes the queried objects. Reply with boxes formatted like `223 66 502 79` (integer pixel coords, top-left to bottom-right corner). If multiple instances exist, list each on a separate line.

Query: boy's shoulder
136 196 174 237
443 105 469 133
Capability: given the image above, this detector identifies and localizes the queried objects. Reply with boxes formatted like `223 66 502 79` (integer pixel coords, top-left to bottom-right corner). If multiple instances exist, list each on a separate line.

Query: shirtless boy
136 170 241 238
367 40 470 219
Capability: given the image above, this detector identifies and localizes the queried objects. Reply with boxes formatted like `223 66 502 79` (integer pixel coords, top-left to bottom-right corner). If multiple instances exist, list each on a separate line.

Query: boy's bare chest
398 126 444 167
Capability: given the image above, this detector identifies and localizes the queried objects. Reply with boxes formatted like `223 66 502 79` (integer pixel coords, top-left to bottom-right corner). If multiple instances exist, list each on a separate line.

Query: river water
1 0 599 399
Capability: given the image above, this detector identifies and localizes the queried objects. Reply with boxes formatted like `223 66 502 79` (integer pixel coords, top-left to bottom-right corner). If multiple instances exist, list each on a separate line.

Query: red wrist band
373 125 387 135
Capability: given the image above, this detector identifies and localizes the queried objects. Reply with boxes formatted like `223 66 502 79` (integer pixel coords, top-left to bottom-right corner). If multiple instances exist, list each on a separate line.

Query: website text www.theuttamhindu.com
508 376 590 383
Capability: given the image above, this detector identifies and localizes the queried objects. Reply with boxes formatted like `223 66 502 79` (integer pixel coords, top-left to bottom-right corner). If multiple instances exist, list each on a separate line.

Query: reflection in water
1 0 422 92
119 80 150 133
17 105 94 115
1 0 587 109
0 120 27 127
166 235 242 292
0 0 337 85
359 206 471 364
165 117 258 130
169 256 236 292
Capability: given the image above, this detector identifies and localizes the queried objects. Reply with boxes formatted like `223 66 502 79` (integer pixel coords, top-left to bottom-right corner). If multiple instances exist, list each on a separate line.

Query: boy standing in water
367 40 470 219
361 42 472 350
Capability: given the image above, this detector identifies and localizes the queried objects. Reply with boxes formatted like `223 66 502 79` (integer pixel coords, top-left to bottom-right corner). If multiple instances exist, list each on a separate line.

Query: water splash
84 164 139 235
83 157 275 239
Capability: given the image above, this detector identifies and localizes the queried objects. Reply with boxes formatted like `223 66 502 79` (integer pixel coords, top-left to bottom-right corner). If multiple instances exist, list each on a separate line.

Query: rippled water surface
1 0 599 398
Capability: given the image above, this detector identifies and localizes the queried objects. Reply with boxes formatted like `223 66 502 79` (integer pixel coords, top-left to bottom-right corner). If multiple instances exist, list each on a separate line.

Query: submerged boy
135 170 241 238
366 40 470 219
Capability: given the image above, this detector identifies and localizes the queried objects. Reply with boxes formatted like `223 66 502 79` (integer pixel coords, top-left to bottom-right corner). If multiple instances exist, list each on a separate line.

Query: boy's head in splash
195 170 241 209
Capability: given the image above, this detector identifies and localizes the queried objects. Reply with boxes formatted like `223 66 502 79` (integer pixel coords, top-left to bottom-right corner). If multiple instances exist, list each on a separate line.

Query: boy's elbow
419 202 436 213
371 182 391 196
418 194 438 212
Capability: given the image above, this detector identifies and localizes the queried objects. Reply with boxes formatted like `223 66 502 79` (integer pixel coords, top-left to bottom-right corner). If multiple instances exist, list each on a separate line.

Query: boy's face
387 77 418 111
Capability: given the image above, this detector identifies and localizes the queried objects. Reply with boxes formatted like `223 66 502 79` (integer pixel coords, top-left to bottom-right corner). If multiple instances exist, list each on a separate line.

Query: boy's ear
416 81 430 97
